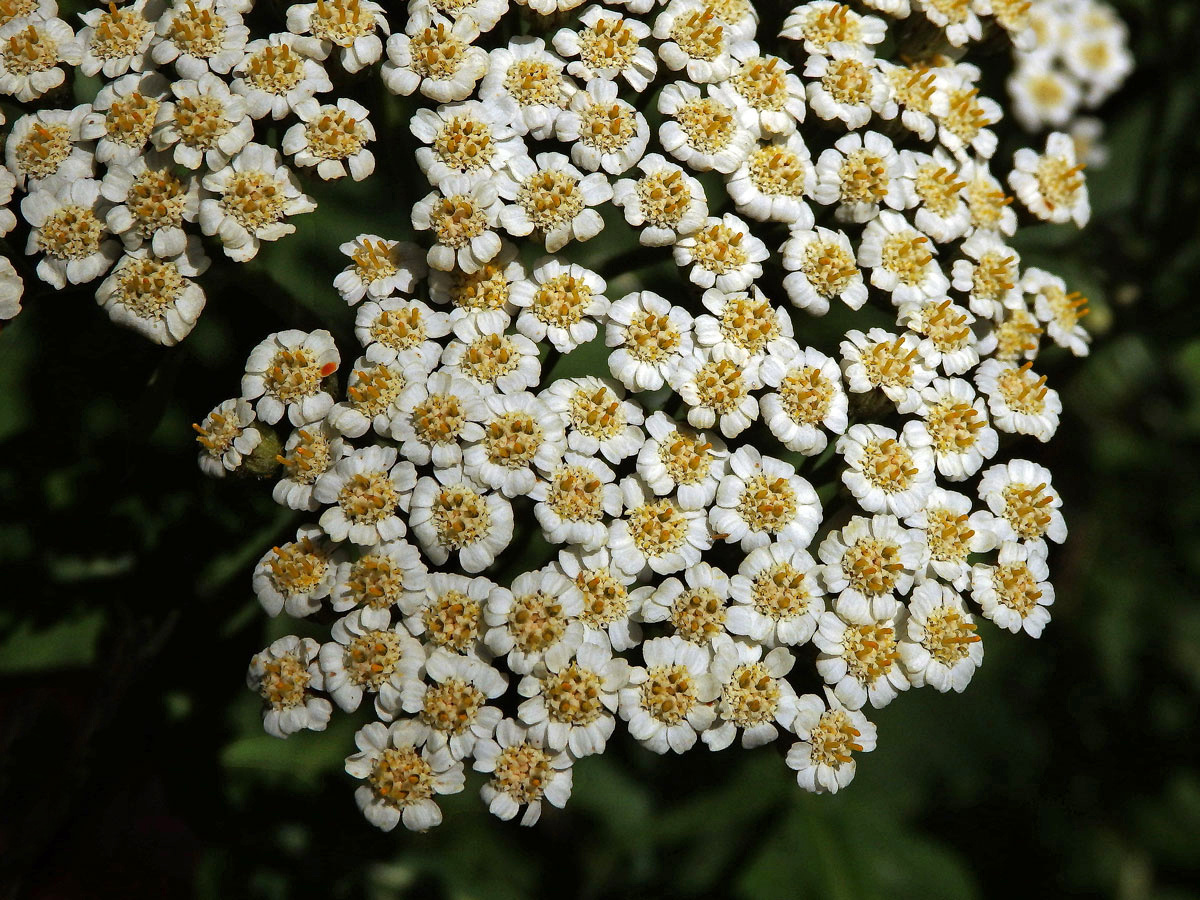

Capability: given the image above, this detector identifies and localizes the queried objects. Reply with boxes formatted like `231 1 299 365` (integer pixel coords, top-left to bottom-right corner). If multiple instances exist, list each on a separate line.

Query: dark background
2 0 1199 897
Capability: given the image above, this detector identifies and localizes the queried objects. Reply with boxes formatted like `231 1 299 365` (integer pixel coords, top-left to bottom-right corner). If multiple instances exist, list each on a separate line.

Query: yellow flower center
641 664 698 723
670 587 727 643
431 484 492 550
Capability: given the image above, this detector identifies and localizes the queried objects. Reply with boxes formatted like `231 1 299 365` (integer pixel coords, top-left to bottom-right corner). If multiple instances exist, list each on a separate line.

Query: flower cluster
187 0 1129 831
0 0 396 342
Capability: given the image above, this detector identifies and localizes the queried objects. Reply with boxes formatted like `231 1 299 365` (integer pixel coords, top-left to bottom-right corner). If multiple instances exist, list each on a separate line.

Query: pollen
111 257 186 319
731 55 789 111
105 90 159 150
450 262 510 312
0 0 39 27
507 590 568 654
344 553 407 612
718 291 780 353
352 238 399 284
504 58 566 108
432 114 494 174
993 308 1043 361
886 63 937 114
568 385 626 442
304 106 368 160
860 336 920 389
693 358 748 413
824 56 873 106
517 169 585 233
1043 285 1090 331
420 678 486 735
276 427 334 484
992 560 1043 617
263 346 325 404
670 586 727 643
173 94 233 150
808 707 865 767
924 508 975 565
780 365 836 424
996 362 1049 415
369 746 434 807
971 251 1017 304
35 205 105 261
3 22 58 75
925 400 986 454
88 3 150 61
257 652 311 709
624 308 681 363
739 474 798 534
922 605 980 664
242 41 305 94
838 149 889 204
860 438 919 493
578 15 640 72
917 299 972 353
370 306 427 353
641 664 698 724
573 567 630 628
423 589 483 653
542 662 605 726
1034 155 1086 211
659 430 714 485
752 561 812 619
634 168 693 228
458 333 521 387
309 0 378 46
842 537 904 596
722 662 780 727
338 471 400 525
688 222 749 275
490 742 554 804
531 273 593 330
345 630 404 688
126 168 190 238
193 404 245 458
409 21 468 81
430 193 489 248
626 498 689 557
578 98 637 154
431 484 492 550
674 96 736 154
669 8 725 62
880 231 935 286
915 163 966 217
168 0 227 60
1001 480 1056 540
483 411 543 468
941 87 994 143
799 3 861 50
842 622 899 685
264 537 330 597
801 238 859 298
15 122 72 179
966 177 1013 231
547 465 605 523
412 390 469 446
746 145 808 197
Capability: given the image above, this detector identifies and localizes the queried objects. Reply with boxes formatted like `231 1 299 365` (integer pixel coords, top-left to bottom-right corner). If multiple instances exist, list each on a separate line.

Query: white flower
101 151 200 258
1064 20 1133 105
511 257 610 353
313 445 418 545
555 77 650 174
287 0 390 73
612 153 709 246
653 0 745 83
336 236 427 306
495 151 611 253
657 81 755 174
804 43 894 129
232 33 332 121
781 225 867 315
670 354 761 438
252 524 338 618
960 158 1017 237
840 328 935 414
554 546 642 651
21 178 120 290
977 459 1067 548
345 720 464 832
6 105 100 190
409 472 514 572
399 572 493 659
901 147 972 243
246 636 332 739
411 175 503 273
1025 267 1091 357
812 130 905 224
543 376 646 464
728 542 826 647
899 581 983 691
382 13 488 101
619 635 720 753
636 410 728 510
786 690 876 793
875 58 939 140
410 100 527 188
726 44 806 137
711 446 821 551
388 370 486 468
355 297 449 370
282 98 376 181
91 72 170 167
479 37 576 141
193 396 260 478
199 143 316 261
930 67 1002 161
693 286 796 378
429 243 524 340
327 356 427 439
329 538 428 629
152 0 249 78
553 6 656 91
911 377 998 481
0 257 22 320
153 72 253 170
904 487 998 590
704 637 799 750
898 297 979 376
484 566 585 674
440 330 542 395
463 391 564 498
95 241 209 346
837 422 935 518
1009 131 1090 228
759 345 847 455
608 475 710 577
914 0 981 46
779 2 888 56
818 514 924 621
321 612 427 716
473 719 574 826
974 359 1061 441
531 452 622 550
389 651 507 761
857 212 949 305
517 642 629 757
673 213 767 292
1007 58 1081 132
273 422 351 511
413 0 509 33
971 540 1055 637
606 290 695 391
241 328 338 425
814 599 908 710
725 134 815 225
952 231 1022 320
0 16 81 102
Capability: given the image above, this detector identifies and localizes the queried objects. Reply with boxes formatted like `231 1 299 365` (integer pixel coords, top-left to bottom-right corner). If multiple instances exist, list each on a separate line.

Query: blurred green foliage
3 0 1200 898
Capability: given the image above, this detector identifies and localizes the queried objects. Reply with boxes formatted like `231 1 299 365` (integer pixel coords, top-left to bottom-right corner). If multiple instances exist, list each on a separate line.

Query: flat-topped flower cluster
182 0 1125 832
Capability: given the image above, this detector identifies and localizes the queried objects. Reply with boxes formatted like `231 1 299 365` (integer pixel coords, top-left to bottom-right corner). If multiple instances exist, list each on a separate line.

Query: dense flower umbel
170 0 1129 831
